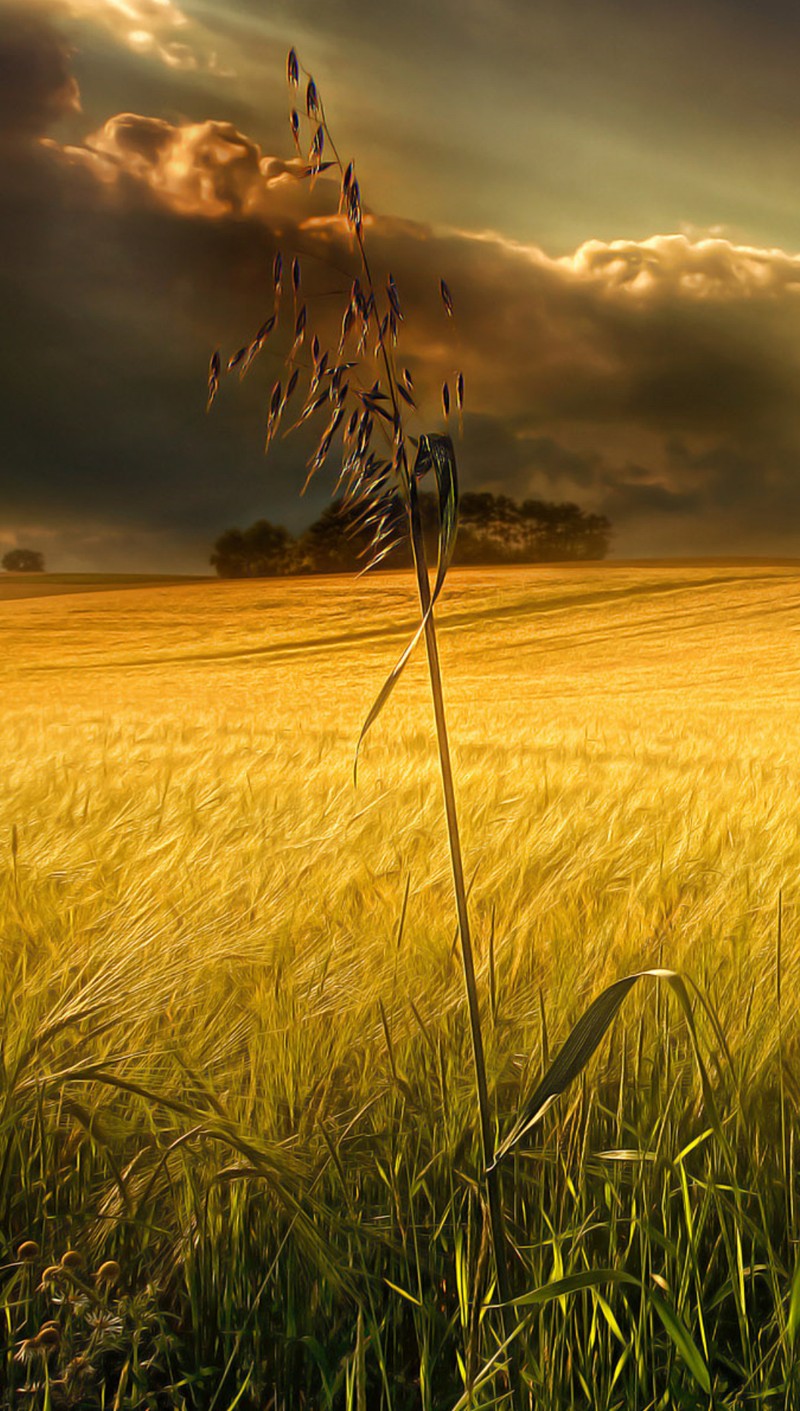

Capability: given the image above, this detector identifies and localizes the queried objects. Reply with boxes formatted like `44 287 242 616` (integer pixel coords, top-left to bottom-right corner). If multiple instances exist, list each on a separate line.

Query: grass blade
650 1289 711 1394
492 967 712 1166
354 435 458 776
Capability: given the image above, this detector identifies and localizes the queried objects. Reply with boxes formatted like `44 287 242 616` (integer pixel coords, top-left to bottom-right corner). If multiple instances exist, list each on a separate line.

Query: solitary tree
210 521 294 578
2 548 44 573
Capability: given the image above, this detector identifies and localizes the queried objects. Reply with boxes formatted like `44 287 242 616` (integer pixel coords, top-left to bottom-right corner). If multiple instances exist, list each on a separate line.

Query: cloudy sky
3 0 800 569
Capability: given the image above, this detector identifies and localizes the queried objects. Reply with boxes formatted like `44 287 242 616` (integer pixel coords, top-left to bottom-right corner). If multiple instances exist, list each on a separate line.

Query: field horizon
5 555 800 604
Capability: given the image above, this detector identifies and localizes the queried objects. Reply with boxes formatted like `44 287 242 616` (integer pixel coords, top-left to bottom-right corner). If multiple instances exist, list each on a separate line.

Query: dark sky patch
3 1 800 568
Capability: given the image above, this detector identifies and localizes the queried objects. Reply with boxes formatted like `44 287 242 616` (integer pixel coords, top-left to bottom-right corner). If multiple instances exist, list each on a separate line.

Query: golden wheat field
4 562 800 1022
3 562 800 1408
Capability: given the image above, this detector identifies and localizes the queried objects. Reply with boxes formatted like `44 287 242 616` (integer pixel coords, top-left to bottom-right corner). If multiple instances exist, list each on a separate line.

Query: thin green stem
407 479 520 1400
304 76 521 1397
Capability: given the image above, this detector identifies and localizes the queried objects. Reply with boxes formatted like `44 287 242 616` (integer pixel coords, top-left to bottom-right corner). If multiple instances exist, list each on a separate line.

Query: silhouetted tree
457 494 611 563
2 548 44 572
210 521 294 577
211 494 611 577
298 497 413 574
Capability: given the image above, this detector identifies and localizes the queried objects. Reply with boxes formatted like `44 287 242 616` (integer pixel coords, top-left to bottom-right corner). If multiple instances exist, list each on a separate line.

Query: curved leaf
491 968 714 1167
354 434 458 778
650 1290 711 1394
508 1272 711 1394
511 1268 640 1308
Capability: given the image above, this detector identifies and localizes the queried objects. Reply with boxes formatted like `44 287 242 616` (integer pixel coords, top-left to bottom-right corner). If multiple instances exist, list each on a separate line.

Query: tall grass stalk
214 47 519 1357
406 476 514 1310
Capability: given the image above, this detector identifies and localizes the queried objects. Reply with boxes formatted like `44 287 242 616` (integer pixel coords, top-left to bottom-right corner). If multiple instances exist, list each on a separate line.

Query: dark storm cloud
0 6 79 139
4 10 800 566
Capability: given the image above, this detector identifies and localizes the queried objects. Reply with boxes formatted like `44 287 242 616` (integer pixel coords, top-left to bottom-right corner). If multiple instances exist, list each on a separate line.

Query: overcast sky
3 0 800 569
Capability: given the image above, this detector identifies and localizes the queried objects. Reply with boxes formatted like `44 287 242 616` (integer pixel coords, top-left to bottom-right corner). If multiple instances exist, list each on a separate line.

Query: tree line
211 492 612 577
2 549 45 573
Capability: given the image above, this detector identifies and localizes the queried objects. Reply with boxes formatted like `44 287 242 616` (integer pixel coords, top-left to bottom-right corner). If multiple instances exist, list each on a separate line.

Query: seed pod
309 125 324 167
95 1260 121 1287
387 274 402 320
206 350 220 410
60 1250 83 1271
350 277 364 315
339 304 355 351
347 179 362 231
17 1241 40 1262
297 389 330 426
374 313 389 357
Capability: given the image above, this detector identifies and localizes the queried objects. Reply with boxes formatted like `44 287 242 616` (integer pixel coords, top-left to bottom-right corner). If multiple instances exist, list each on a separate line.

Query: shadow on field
19 570 800 672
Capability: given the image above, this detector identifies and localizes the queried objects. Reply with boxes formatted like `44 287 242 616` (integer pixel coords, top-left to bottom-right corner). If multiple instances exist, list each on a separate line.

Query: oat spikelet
227 345 248 372
206 350 221 411
309 124 324 172
387 274 402 321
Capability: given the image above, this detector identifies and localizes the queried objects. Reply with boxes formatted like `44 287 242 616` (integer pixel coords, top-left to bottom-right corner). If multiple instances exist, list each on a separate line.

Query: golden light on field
4 564 800 1403
3 562 800 1067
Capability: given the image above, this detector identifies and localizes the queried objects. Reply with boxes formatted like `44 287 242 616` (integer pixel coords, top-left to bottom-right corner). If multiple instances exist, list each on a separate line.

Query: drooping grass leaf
426 432 459 602
509 1272 710 1393
511 1268 640 1307
354 434 458 777
492 968 714 1166
650 1289 711 1394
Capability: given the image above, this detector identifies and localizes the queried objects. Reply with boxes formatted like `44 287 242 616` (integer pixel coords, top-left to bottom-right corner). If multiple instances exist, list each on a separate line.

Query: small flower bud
95 1259 121 1287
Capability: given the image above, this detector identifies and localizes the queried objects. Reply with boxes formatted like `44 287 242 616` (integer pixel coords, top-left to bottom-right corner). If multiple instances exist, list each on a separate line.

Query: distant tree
520 500 612 561
298 497 410 574
211 495 611 577
456 493 612 563
2 548 44 572
210 520 295 577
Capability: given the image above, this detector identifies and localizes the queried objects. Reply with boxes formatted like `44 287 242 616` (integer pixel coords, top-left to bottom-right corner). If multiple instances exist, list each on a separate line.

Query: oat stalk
212 49 518 1396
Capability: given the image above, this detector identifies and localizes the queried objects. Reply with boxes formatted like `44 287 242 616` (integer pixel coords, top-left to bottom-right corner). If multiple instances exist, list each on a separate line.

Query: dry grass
2 561 800 1407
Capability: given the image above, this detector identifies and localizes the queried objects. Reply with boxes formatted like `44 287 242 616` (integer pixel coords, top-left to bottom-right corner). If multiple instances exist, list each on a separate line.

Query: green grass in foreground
2 563 800 1408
